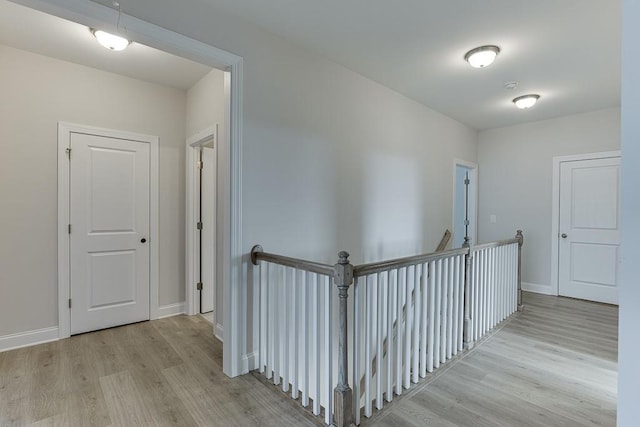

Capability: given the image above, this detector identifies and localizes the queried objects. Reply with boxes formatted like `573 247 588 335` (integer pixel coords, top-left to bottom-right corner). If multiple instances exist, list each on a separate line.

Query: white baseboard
242 351 258 372
0 326 59 353
158 302 186 319
522 282 556 296
215 323 224 342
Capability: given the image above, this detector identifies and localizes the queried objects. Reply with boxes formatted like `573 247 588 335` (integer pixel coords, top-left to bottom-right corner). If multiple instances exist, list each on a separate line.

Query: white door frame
25 0 246 377
57 122 159 338
452 159 478 247
550 150 621 296
186 125 217 318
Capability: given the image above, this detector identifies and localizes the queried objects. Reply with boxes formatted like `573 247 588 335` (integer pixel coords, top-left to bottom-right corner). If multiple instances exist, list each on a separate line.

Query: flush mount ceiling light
464 45 500 68
513 94 540 109
90 28 130 51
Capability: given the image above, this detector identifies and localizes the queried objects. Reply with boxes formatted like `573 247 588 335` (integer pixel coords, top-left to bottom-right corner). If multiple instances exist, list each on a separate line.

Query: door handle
561 233 567 239
141 238 147 243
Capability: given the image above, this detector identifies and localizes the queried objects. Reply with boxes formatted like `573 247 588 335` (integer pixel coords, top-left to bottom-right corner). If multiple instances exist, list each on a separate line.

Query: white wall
105 0 477 367
0 44 186 337
618 0 640 424
186 69 225 138
477 108 620 292
185 68 226 325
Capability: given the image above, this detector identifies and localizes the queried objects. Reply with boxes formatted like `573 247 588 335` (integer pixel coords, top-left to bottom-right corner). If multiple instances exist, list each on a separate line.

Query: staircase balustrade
250 230 523 426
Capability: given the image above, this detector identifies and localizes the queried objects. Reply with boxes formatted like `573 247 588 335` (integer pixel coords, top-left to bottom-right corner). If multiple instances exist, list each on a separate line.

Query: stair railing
250 230 524 426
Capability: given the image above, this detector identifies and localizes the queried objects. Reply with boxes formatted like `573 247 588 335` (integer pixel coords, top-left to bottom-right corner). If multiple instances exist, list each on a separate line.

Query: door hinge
68 224 72 234
65 147 72 159
68 298 72 309
196 282 203 291
196 160 203 170
197 222 203 230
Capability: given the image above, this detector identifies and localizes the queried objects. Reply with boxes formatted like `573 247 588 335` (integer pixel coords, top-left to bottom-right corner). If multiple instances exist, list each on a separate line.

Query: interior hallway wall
0 44 187 338
105 0 478 369
477 107 620 293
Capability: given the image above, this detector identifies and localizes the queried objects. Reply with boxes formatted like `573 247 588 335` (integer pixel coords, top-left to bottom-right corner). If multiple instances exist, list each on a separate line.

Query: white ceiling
0 0 211 91
1 1 620 130
202 0 621 130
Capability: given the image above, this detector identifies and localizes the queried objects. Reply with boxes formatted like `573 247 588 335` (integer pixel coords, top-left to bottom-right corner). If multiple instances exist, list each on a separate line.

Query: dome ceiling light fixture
513 94 540 109
90 28 130 51
464 45 500 68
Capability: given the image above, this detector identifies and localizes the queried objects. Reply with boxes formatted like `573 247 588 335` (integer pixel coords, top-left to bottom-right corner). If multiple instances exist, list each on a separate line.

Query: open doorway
453 160 478 248
7 0 246 376
186 124 221 336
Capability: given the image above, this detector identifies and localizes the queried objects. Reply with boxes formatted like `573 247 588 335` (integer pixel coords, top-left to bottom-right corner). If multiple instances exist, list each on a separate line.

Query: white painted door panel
558 157 620 304
201 146 216 313
70 132 150 334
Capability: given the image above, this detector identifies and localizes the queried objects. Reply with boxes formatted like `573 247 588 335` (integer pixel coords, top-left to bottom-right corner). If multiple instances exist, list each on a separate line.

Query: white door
70 132 150 334
558 156 620 304
200 146 216 313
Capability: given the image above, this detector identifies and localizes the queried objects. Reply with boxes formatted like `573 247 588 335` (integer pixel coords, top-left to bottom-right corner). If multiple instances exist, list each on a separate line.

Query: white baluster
404 266 413 389
259 261 267 373
266 263 274 380
473 251 479 342
353 276 361 425
412 264 421 384
386 270 394 402
313 273 321 416
452 255 459 356
364 275 372 418
291 269 299 398
490 249 495 328
440 258 448 364
427 260 435 373
420 262 428 378
376 272 383 410
482 249 489 336
395 268 404 395
447 257 454 360
457 255 464 352
282 267 290 392
302 271 309 407
434 260 441 369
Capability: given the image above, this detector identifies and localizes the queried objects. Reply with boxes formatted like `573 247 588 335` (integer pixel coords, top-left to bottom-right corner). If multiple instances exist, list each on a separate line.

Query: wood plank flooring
0 315 322 426
0 293 617 426
367 292 618 427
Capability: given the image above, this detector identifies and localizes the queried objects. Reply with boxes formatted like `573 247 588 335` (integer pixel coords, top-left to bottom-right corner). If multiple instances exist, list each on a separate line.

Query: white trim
550 150 621 297
241 351 258 373
27 0 245 377
0 327 59 353
57 122 160 338
158 302 186 319
186 125 218 317
522 282 556 296
215 323 225 342
452 159 478 247
224 65 246 375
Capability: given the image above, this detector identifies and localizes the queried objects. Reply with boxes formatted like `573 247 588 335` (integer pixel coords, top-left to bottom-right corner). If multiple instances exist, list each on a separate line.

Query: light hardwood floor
367 292 618 427
0 315 322 427
0 293 617 426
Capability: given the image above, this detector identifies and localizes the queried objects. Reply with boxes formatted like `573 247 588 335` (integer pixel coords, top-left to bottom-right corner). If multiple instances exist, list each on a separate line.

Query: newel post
516 230 524 311
462 238 473 350
333 251 354 427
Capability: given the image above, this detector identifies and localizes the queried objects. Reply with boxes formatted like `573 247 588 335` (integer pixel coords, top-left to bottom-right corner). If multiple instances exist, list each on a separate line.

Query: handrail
470 237 519 252
436 229 452 252
353 247 468 278
250 245 336 277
